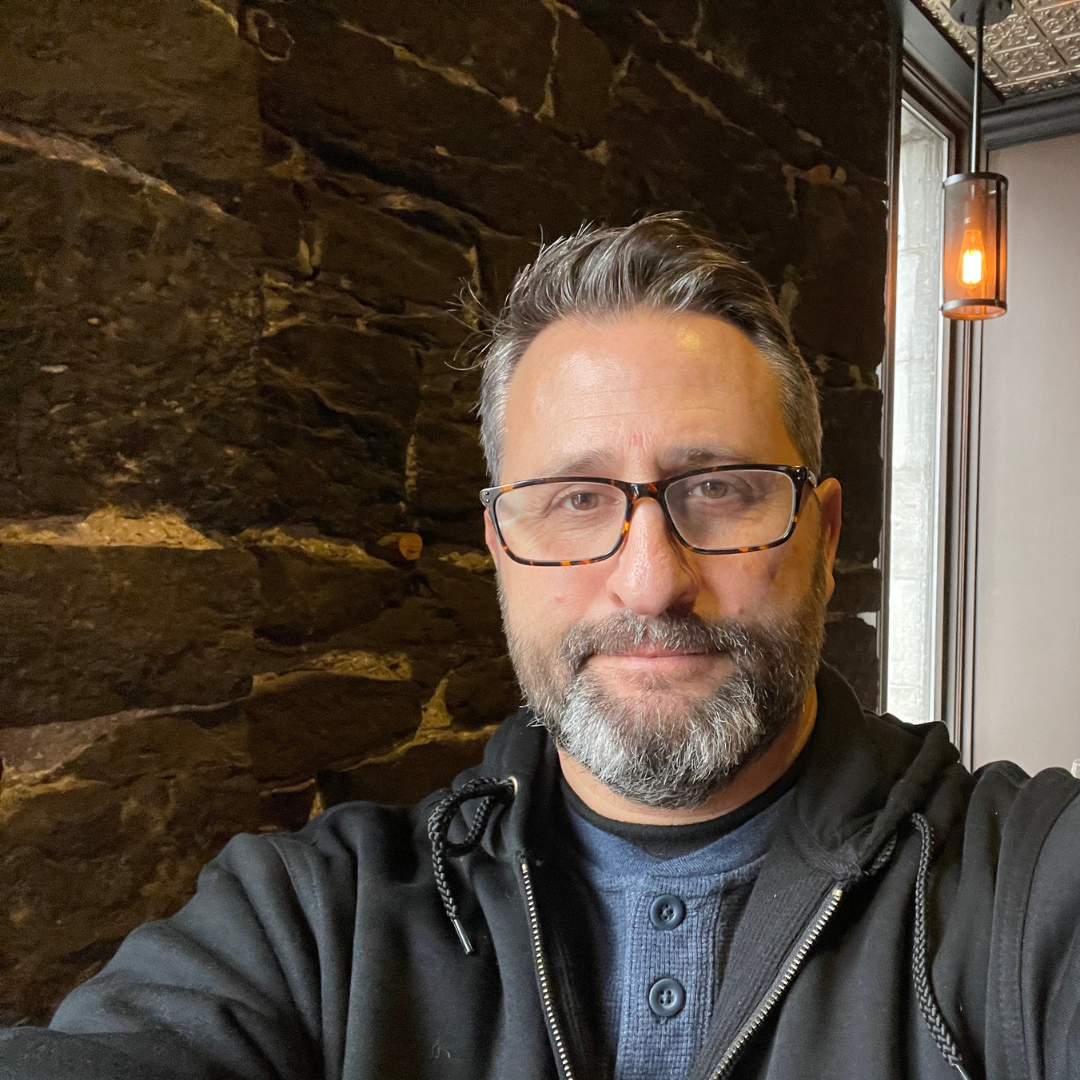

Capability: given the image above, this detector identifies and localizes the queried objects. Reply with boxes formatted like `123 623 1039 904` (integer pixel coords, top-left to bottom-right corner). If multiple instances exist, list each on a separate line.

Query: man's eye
566 491 599 511
694 481 732 499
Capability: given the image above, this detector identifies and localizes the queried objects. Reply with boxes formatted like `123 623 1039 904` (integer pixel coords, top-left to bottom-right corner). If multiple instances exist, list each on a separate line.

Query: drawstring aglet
428 776 516 957
452 917 475 955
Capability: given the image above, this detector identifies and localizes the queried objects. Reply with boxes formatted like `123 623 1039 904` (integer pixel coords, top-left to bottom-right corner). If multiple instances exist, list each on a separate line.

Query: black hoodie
1 665 1078 1080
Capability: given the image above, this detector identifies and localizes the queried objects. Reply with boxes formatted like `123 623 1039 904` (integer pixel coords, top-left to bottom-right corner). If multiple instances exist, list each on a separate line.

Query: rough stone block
260 322 421 466
318 727 495 809
416 552 504 643
243 660 427 785
247 540 408 647
368 308 473 351
256 6 624 237
322 549 504 666
287 0 556 114
547 11 614 148
411 411 488 546
205 389 406 540
0 710 260 1024
237 173 305 263
0 149 264 526
790 178 889 370
830 564 882 616
0 542 257 727
697 0 891 178
418 353 483 425
340 596 475 653
475 228 541 311
631 0 701 40
0 0 262 200
305 190 476 309
821 386 883 567
258 779 318 834
813 352 879 390
822 614 878 710
444 655 522 730
621 33 813 170
605 54 795 270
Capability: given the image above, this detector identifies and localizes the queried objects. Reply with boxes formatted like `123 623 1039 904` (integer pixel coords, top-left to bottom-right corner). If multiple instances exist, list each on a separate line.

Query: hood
789 664 962 879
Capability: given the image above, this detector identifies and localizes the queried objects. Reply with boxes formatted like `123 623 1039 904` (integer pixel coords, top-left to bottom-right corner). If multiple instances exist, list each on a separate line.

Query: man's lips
581 651 730 693
585 647 724 668
598 647 711 659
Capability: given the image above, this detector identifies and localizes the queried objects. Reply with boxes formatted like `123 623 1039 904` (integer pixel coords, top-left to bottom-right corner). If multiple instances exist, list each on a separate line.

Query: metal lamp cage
942 171 1008 320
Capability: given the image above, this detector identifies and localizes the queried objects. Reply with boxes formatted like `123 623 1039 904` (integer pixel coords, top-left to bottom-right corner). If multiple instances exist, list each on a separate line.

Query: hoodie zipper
706 884 845 1080
518 861 843 1080
519 857 577 1080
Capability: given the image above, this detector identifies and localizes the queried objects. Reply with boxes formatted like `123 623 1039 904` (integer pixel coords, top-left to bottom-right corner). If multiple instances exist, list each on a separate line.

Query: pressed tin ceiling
919 0 1080 96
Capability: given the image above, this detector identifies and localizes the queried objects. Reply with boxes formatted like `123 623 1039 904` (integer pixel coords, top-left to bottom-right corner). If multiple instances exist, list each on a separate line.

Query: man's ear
484 509 503 568
814 477 843 603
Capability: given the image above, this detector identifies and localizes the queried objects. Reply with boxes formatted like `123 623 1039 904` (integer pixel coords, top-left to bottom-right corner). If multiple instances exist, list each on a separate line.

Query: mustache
558 610 759 675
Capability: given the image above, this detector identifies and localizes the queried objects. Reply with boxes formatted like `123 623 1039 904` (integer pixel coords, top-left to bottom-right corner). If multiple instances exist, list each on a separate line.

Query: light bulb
958 229 986 288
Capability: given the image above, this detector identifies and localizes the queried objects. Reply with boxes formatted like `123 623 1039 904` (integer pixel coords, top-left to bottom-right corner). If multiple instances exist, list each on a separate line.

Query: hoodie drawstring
912 812 974 1080
428 776 517 955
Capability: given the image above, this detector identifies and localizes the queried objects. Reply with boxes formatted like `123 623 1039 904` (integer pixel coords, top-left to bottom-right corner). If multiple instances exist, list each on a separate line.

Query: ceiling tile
917 0 1080 96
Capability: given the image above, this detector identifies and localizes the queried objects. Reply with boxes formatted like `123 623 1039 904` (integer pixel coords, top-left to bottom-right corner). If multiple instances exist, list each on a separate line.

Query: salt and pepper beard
502 555 827 810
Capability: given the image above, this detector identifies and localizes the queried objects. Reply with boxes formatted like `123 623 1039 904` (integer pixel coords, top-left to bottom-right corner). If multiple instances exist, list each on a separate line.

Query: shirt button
649 893 686 930
648 977 686 1018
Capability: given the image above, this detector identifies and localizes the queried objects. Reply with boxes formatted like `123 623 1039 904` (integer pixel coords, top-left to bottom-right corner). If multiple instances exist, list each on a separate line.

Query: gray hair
476 212 821 480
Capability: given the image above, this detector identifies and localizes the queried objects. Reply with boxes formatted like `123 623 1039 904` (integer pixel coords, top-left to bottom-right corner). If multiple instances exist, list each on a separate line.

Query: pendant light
942 0 1011 320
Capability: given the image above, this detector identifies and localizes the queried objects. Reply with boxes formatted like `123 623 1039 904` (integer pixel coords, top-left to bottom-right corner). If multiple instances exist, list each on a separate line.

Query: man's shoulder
816 669 1080 877
965 756 1080 860
868 704 1080 852
210 793 438 898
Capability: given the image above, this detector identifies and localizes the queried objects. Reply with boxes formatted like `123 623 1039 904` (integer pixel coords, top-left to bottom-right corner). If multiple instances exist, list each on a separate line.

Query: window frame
880 39 979 766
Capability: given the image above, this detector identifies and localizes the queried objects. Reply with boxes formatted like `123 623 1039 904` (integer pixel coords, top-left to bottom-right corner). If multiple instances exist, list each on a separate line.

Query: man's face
485 309 842 808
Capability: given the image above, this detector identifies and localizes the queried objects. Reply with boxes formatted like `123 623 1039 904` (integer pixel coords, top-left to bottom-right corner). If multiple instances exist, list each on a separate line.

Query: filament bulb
959 229 986 288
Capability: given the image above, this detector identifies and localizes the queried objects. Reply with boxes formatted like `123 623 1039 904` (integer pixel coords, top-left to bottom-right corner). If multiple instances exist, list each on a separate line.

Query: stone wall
0 0 892 1022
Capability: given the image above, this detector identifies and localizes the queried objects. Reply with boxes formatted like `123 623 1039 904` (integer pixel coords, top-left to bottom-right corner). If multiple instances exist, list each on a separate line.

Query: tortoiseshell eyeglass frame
479 464 818 567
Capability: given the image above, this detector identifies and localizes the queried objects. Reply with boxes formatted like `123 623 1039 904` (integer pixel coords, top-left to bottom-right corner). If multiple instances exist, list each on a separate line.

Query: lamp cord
971 3 985 172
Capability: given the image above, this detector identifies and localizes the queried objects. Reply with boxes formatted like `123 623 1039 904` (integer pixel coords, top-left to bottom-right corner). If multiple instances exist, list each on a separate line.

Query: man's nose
604 496 699 616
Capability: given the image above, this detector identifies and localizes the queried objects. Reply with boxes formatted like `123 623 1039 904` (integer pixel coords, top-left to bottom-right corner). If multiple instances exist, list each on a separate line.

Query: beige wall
975 131 1080 776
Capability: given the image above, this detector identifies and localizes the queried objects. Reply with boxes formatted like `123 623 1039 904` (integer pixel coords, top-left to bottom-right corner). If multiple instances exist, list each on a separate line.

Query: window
890 1 998 761
883 101 952 724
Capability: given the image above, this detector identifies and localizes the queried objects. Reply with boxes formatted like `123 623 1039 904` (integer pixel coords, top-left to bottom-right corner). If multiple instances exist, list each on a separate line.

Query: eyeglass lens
492 469 798 563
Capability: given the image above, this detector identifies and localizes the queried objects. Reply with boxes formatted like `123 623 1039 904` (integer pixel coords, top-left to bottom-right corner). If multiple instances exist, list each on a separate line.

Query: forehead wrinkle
552 375 735 416
535 403 749 459
541 449 618 476
541 402 741 441
534 442 749 482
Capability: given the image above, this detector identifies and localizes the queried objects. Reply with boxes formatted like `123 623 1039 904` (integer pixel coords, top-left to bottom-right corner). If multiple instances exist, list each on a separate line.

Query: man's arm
1021 783 1080 1080
1 827 351 1080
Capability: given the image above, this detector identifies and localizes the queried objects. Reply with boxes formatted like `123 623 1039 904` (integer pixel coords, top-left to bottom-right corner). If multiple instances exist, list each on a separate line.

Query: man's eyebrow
660 445 747 470
539 451 617 477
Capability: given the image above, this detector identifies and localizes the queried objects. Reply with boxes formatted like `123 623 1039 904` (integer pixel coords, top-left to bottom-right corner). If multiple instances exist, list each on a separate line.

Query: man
2 214 1078 1080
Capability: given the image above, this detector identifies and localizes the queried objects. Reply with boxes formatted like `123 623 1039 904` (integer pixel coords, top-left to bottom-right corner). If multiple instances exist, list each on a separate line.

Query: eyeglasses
480 464 817 567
